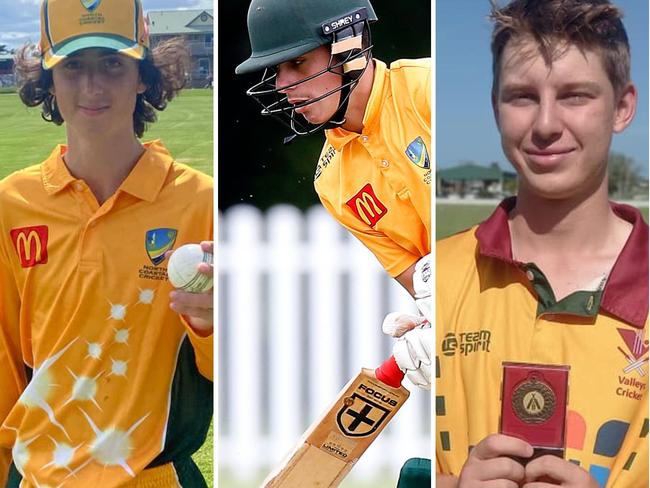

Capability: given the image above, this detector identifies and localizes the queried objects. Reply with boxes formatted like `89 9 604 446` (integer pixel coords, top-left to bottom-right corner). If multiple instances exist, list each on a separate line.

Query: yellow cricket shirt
0 141 213 487
436 198 648 487
315 58 431 278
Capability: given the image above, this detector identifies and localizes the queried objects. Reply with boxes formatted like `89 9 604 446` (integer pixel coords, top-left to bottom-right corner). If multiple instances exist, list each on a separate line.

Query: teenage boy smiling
437 1 647 487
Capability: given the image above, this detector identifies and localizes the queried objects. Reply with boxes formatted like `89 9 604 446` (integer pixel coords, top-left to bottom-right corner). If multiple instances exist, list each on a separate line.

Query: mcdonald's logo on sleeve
346 184 388 228
10 225 49 268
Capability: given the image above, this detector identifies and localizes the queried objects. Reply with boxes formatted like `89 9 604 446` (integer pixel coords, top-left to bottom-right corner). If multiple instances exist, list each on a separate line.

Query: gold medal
511 374 556 424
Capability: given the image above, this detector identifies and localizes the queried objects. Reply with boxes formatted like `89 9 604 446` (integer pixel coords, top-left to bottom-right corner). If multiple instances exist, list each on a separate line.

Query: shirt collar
476 197 648 329
41 140 173 202
119 140 173 202
324 59 388 152
41 145 76 194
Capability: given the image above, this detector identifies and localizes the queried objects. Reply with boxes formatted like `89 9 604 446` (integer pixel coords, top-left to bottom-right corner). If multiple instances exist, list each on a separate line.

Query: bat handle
375 356 405 388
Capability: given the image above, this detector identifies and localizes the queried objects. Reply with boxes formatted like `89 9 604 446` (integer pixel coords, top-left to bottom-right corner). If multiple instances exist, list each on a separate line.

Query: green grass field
437 202 649 240
0 89 214 486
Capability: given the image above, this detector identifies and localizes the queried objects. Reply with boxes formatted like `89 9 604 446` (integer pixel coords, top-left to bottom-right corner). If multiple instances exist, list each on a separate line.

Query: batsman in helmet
237 0 432 485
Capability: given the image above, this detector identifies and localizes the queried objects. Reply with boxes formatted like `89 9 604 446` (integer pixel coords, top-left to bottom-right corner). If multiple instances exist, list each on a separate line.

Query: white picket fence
218 204 431 486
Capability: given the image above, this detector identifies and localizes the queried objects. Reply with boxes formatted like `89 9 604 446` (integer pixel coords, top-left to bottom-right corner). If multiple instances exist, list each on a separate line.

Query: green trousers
397 457 432 487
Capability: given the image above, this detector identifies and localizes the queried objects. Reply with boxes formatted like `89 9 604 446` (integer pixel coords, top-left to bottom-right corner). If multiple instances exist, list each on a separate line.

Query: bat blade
263 357 409 488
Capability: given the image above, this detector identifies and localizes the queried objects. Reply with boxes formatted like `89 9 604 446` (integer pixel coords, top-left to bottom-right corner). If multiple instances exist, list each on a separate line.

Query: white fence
218 205 431 486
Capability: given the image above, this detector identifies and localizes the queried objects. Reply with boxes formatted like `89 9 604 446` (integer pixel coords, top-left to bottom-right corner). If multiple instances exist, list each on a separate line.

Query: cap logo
81 0 102 12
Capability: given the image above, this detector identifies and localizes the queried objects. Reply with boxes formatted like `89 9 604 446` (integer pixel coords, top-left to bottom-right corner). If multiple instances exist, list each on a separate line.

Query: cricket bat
263 356 410 488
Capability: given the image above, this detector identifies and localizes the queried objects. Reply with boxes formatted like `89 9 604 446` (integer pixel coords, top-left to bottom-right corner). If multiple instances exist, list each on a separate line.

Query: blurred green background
437 203 649 241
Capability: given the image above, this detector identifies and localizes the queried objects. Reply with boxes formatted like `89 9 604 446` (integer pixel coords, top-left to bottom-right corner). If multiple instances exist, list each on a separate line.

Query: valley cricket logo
336 393 390 437
405 136 430 170
81 0 102 11
10 226 49 268
346 183 387 228
616 328 649 377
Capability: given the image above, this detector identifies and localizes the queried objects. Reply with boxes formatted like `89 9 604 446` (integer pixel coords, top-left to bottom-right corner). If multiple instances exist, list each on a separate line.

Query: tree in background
608 151 645 199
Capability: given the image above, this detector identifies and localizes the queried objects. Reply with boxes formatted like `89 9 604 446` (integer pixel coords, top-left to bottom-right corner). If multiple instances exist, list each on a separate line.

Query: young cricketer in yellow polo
0 0 213 486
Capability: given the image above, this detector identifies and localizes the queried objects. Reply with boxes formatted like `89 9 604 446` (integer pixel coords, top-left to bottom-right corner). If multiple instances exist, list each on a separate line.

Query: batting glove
382 313 432 390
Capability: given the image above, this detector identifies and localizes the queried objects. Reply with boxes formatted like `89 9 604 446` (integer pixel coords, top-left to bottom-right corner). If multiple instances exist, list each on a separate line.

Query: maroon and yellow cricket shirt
436 198 648 487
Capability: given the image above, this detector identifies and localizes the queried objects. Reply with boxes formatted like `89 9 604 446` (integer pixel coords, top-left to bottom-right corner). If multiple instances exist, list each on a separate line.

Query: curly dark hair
490 0 630 97
14 38 190 138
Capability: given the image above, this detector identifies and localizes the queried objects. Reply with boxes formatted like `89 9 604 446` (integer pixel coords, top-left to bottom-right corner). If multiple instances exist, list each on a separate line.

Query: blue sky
0 0 211 50
437 0 649 175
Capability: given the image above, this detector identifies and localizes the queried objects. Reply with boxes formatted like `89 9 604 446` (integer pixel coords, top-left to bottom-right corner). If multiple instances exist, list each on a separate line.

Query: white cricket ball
167 244 213 293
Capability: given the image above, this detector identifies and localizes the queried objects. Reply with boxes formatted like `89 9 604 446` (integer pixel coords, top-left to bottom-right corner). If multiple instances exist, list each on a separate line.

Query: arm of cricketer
263 356 409 488
168 240 214 334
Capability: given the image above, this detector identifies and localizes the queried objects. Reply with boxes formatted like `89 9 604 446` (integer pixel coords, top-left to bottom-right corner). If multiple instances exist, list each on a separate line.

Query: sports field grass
0 89 214 486
437 202 649 240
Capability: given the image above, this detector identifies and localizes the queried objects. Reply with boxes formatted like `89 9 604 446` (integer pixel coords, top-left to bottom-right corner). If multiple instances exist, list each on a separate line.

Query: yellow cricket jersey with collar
315 58 431 278
436 198 649 487
0 141 213 488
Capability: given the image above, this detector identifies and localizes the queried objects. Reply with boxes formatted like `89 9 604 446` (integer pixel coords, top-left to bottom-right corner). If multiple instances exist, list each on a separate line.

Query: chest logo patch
512 377 556 424
81 0 102 12
616 328 648 377
10 225 49 268
346 184 387 228
145 228 177 266
315 145 337 180
405 136 430 170
441 330 491 356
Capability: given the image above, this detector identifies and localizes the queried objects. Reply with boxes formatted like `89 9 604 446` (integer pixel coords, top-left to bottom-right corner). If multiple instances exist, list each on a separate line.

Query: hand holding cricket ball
167 241 214 334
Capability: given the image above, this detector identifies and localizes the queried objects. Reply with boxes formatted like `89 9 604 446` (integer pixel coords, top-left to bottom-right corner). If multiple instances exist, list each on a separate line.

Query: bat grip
375 356 405 388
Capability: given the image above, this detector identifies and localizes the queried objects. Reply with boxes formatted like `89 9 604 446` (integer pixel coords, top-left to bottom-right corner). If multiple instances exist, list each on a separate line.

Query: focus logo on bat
336 392 390 437
346 183 387 228
10 226 49 268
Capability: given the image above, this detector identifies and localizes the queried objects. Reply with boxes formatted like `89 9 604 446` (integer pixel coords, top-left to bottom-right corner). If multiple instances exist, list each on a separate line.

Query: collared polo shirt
315 58 431 277
0 141 213 487
436 198 648 487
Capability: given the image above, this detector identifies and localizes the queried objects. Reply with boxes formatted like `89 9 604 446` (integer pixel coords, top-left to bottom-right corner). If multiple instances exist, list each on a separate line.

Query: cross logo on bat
336 393 390 437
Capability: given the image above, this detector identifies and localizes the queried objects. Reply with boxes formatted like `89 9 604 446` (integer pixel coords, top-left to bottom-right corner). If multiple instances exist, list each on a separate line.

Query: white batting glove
413 254 432 323
382 312 427 338
383 313 431 390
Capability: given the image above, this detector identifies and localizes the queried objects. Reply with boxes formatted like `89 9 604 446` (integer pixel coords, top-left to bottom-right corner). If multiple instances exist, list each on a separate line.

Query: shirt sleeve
179 177 214 382
318 193 420 277
0 238 27 484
